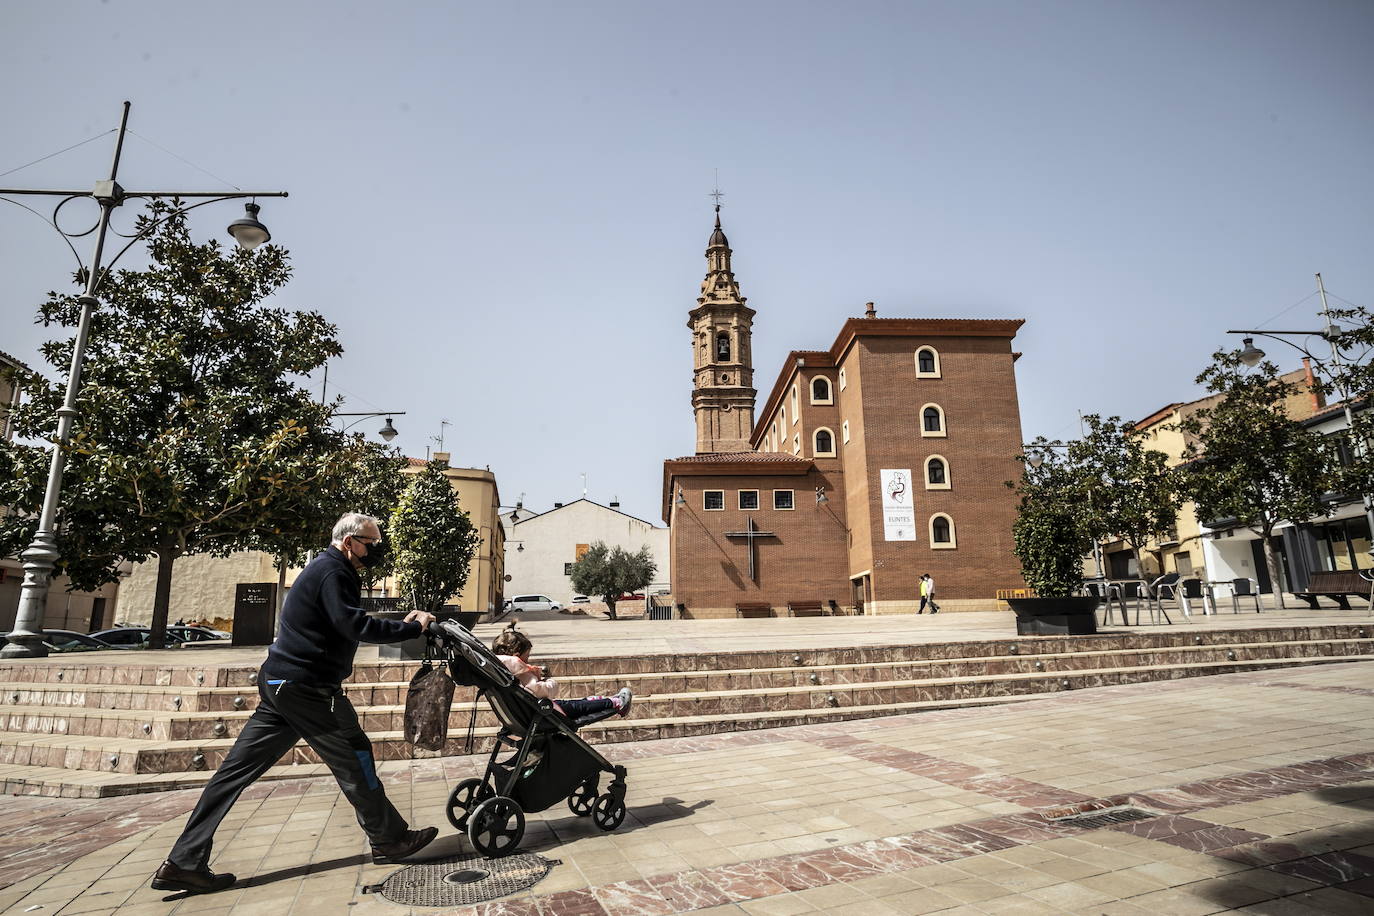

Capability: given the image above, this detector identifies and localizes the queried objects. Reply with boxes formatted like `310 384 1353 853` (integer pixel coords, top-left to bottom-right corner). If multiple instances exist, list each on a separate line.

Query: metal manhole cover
376 853 557 907
1048 805 1156 830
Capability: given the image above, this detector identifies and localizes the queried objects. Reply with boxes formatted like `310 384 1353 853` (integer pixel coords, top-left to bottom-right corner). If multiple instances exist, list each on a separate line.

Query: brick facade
663 216 1027 618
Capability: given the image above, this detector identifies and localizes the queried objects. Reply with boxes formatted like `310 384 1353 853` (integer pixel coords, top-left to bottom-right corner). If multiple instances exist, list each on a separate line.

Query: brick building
662 209 1027 616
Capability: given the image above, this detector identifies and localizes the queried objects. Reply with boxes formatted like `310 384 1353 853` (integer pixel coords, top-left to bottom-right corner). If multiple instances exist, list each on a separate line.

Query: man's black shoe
150 861 236 894
371 825 439 863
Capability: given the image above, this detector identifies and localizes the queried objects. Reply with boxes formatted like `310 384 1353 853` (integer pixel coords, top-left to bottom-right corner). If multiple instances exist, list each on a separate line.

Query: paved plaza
0 610 1371 915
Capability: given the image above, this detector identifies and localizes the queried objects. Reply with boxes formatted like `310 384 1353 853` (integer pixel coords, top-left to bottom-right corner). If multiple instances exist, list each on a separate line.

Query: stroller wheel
446 777 494 830
591 793 626 831
468 796 526 858
568 780 597 817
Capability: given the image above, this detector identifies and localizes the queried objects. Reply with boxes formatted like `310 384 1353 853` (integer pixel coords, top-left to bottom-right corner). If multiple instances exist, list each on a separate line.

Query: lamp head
516 542 524 552
378 417 398 442
227 201 270 251
815 486 828 504
1238 337 1265 368
674 488 685 507
1026 452 1044 469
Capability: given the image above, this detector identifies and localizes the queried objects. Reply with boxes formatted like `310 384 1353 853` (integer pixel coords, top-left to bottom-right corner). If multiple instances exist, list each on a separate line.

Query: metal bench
1293 570 1374 610
787 600 827 617
735 602 774 618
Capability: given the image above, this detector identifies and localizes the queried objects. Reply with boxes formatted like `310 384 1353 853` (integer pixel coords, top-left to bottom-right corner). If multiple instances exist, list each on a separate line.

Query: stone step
4 639 1370 740
2 622 1367 687
5 634 1370 714
1 653 1368 775
0 693 1056 798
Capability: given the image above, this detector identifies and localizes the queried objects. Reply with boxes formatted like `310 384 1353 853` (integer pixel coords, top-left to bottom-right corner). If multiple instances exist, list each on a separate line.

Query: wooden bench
787 600 827 617
735 602 774 618
1293 570 1374 609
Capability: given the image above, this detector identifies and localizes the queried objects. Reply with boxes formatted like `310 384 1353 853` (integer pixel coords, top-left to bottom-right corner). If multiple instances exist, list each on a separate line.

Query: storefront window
1312 517 1371 572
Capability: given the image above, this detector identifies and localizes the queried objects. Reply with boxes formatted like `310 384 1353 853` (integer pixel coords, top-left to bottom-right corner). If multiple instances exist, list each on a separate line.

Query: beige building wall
118 455 507 625
0 560 122 633
118 551 284 627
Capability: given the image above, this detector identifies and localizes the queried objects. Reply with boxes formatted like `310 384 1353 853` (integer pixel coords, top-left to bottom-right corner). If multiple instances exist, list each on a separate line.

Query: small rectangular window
704 490 725 510
773 490 794 510
563 563 573 576
739 490 759 510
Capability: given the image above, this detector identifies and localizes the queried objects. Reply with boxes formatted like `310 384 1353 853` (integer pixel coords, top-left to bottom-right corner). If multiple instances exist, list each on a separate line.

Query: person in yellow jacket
918 573 939 614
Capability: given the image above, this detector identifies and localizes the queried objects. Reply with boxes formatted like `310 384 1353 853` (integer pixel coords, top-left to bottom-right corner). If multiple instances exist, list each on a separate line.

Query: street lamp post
336 412 407 442
0 102 287 658
1228 272 1374 555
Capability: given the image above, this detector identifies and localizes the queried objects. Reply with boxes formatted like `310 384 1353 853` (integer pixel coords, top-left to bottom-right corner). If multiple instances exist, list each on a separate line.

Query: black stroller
430 619 629 858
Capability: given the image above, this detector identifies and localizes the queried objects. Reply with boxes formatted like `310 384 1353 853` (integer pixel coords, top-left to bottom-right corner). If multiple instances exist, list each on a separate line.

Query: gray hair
332 513 381 544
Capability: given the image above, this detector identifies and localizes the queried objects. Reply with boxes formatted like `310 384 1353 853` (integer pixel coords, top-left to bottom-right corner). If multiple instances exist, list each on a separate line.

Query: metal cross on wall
724 516 775 582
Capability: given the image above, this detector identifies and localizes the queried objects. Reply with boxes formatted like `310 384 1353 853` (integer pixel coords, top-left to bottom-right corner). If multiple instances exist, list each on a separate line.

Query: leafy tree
388 461 481 613
1311 303 1374 504
569 541 657 618
0 201 346 647
1067 414 1184 584
244 439 410 600
1177 350 1333 607
1007 444 1096 597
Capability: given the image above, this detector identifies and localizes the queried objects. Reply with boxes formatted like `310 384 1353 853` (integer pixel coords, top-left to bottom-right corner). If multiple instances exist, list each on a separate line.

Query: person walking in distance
152 513 439 895
918 573 939 614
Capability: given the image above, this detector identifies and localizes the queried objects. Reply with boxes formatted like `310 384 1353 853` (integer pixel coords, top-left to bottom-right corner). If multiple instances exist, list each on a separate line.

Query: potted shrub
1007 444 1100 635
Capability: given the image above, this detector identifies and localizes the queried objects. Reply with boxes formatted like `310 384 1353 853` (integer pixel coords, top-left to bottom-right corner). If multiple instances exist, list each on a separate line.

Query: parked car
91 627 187 647
570 595 591 604
615 593 645 602
506 594 563 613
0 629 117 653
168 625 228 642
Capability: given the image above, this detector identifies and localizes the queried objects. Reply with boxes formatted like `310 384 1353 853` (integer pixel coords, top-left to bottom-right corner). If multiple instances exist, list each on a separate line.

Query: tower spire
688 201 756 453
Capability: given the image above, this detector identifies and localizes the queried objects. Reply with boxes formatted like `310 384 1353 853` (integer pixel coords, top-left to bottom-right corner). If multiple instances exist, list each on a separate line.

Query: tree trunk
148 548 178 650
1260 532 1286 609
604 596 617 620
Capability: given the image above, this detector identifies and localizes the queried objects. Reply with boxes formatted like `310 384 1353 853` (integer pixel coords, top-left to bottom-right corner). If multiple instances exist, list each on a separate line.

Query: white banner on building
880 468 916 541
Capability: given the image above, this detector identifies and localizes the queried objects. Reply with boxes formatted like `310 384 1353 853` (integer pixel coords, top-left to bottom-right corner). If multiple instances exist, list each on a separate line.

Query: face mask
355 539 387 569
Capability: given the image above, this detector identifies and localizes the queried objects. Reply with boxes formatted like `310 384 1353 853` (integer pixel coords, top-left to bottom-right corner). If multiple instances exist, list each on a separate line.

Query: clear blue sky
4 1 1372 525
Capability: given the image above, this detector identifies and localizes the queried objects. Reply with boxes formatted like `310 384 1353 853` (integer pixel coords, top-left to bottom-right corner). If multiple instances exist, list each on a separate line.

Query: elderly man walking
153 513 439 895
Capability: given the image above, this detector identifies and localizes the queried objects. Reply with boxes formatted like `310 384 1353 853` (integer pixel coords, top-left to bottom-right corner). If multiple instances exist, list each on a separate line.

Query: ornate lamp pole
1228 273 1374 554
336 412 407 442
0 102 287 658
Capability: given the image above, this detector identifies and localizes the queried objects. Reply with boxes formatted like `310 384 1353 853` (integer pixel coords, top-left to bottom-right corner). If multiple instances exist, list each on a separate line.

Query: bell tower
689 205 756 453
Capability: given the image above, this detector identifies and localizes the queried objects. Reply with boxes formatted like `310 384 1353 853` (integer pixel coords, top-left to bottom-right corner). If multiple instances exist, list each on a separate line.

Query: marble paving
0 659 1370 914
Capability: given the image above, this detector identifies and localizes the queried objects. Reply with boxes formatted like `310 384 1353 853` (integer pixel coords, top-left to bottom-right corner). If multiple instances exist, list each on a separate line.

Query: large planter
1006 596 1099 636
375 606 481 660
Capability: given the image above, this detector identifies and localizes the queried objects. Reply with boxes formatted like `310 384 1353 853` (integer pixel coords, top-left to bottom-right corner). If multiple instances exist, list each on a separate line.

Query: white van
506 594 563 613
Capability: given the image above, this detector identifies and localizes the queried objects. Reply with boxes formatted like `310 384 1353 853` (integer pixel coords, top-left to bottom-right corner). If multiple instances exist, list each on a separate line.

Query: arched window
915 346 940 377
811 377 832 404
838 367 847 390
930 514 956 548
921 404 946 436
716 332 731 361
813 428 835 456
842 419 850 443
926 456 947 487
791 385 799 420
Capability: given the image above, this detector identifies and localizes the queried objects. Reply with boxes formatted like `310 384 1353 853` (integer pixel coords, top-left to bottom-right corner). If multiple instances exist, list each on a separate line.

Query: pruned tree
0 201 347 647
1067 414 1184 585
569 542 657 619
1007 443 1097 598
1176 350 1333 606
388 461 481 614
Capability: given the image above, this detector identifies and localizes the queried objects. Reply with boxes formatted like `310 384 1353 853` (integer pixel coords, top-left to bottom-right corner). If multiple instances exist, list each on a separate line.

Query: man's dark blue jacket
263 546 421 686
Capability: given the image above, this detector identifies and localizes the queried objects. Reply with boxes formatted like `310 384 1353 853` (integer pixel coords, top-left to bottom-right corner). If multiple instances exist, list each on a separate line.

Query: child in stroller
430 619 631 858
491 623 633 724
